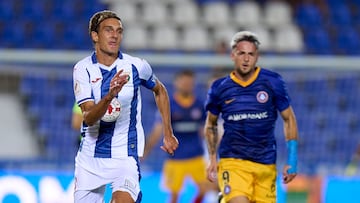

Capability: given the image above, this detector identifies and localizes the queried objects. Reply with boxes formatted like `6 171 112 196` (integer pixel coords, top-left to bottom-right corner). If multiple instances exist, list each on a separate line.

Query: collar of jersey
230 67 261 87
91 51 123 64
174 93 195 108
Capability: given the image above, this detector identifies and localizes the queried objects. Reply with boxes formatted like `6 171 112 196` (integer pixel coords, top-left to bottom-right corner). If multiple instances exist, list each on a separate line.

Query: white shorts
74 152 141 203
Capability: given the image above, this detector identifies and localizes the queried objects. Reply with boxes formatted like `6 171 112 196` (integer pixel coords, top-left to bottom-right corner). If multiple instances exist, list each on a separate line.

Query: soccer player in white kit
73 10 179 203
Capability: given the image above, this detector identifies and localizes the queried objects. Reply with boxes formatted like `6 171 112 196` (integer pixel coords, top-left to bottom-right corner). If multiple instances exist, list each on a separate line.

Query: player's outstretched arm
280 106 299 184
204 111 219 182
152 79 178 155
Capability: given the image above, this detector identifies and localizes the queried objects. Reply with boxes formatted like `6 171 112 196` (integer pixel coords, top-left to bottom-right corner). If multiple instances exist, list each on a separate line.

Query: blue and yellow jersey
205 67 290 164
155 94 206 160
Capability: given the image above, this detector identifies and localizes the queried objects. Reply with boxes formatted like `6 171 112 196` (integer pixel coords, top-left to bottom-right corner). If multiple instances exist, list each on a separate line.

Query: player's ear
230 50 236 61
91 31 99 43
254 50 259 61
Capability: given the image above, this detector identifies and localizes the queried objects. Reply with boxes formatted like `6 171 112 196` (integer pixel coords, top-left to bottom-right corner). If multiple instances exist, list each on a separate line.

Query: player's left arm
204 111 220 182
152 79 179 155
280 106 299 184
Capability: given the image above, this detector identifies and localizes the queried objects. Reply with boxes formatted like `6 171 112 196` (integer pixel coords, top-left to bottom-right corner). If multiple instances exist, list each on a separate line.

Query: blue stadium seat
5 20 34 48
327 3 352 26
0 0 14 20
32 21 58 49
295 2 324 29
335 75 359 90
303 26 333 55
333 26 360 55
21 0 52 21
62 20 91 49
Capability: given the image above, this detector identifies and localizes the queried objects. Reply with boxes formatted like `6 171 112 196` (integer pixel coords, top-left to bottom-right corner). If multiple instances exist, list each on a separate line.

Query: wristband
287 140 298 174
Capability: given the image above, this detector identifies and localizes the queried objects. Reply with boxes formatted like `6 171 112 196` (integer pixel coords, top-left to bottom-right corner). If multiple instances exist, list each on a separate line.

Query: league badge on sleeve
101 98 121 122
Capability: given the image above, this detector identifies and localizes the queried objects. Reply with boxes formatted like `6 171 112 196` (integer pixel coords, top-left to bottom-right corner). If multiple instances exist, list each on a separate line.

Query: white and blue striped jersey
73 52 156 158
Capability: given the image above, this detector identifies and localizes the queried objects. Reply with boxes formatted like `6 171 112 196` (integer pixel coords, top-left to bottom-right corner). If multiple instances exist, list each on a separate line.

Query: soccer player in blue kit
204 31 299 203
73 10 178 203
144 70 216 203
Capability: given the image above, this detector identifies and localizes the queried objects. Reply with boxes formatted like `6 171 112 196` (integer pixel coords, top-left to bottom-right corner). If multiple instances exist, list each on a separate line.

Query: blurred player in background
345 144 360 176
204 31 299 203
144 70 217 203
72 10 178 203
71 102 83 146
71 102 82 131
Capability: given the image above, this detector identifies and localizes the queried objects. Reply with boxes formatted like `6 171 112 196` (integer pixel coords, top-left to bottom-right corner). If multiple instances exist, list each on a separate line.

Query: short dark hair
175 69 194 79
88 10 121 36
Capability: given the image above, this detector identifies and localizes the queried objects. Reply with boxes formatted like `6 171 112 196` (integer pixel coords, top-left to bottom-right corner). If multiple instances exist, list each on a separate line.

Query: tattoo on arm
206 126 218 155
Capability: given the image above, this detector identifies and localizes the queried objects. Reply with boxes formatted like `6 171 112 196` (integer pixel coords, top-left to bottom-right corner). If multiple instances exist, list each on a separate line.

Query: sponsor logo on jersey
227 111 268 121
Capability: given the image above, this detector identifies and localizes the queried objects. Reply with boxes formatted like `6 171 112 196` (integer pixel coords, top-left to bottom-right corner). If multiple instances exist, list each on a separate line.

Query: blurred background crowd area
1 0 360 54
0 0 360 178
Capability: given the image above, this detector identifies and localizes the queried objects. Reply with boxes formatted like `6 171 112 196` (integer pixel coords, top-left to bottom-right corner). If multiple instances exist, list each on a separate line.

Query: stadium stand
202 1 231 29
1 0 360 176
263 0 293 28
232 1 263 29
3 0 360 55
171 1 200 27
150 25 179 51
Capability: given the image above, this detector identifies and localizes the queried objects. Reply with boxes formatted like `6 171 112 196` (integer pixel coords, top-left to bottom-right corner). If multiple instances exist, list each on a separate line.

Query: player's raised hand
109 69 129 97
161 134 178 156
282 165 297 184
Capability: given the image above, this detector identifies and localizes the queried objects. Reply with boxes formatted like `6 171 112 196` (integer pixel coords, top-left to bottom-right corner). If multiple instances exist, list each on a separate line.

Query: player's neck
174 92 194 107
95 51 118 67
236 67 257 82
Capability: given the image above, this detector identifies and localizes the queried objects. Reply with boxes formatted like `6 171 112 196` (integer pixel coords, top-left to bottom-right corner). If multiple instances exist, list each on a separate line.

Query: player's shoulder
74 55 93 70
212 75 229 88
121 52 148 67
208 75 230 96
259 67 281 78
259 67 287 91
259 67 284 82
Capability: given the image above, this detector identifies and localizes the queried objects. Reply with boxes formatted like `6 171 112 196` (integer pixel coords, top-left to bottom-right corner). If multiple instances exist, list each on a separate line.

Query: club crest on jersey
101 98 121 122
123 71 131 81
191 108 202 119
224 185 231 195
257 91 269 103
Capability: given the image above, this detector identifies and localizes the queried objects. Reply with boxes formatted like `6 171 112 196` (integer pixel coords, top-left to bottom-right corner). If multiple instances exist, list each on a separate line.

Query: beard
100 47 118 57
235 66 255 79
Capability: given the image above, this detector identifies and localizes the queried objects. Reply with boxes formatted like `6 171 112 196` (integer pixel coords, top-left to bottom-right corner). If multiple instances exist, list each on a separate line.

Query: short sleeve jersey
205 67 290 164
73 52 156 158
